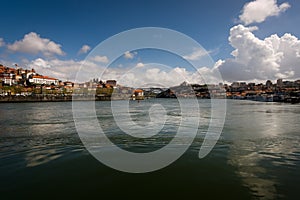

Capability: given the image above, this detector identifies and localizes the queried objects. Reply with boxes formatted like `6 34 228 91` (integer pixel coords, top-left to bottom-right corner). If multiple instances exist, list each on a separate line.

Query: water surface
0 99 300 199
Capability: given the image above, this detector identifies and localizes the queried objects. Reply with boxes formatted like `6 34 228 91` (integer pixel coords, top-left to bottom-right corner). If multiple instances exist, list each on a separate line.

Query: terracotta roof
134 89 143 93
32 75 57 80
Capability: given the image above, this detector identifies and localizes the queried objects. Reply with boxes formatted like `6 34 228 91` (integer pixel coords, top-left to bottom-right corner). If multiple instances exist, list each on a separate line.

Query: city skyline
1 0 300 86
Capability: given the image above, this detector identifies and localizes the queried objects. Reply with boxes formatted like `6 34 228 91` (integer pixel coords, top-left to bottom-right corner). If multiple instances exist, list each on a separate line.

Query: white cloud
217 24 300 82
115 65 190 88
136 62 145 68
183 48 210 61
124 51 136 59
78 44 91 54
0 38 5 47
29 58 104 82
7 32 65 57
239 0 290 25
32 58 52 68
24 57 220 87
102 63 220 88
90 55 109 63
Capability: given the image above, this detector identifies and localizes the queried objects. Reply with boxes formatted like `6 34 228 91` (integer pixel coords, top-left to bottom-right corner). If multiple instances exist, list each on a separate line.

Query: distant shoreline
0 94 299 104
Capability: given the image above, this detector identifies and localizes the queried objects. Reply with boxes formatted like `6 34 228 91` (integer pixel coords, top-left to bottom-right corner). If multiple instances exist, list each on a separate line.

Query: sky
1 0 300 86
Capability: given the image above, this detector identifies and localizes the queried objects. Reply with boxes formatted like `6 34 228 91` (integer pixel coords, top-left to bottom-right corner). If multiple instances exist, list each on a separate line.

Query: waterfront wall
1 94 299 103
0 95 112 102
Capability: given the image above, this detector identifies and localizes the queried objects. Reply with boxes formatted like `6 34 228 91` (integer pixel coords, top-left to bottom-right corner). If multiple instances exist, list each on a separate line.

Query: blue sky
1 0 300 85
0 0 244 59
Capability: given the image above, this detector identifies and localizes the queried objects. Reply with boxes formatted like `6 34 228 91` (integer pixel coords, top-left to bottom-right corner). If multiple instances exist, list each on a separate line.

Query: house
106 80 117 87
64 81 74 87
0 74 13 86
132 89 144 100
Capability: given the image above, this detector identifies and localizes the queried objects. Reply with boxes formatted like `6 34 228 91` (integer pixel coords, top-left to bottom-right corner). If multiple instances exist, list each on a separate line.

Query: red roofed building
106 80 117 87
132 89 144 100
29 75 59 85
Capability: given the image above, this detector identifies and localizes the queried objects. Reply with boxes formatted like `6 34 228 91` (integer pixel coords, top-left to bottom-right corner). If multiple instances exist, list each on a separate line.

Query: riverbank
0 94 113 102
1 95 299 104
228 95 300 104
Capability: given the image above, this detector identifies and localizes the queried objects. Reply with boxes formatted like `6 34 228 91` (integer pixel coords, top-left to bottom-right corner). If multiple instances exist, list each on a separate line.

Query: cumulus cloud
239 0 290 25
26 22 300 86
32 58 52 68
90 55 109 63
114 64 190 87
0 38 5 47
29 58 104 82
124 51 137 59
24 56 221 87
101 63 221 88
7 32 65 57
78 44 91 54
183 48 210 61
136 62 145 68
217 24 300 82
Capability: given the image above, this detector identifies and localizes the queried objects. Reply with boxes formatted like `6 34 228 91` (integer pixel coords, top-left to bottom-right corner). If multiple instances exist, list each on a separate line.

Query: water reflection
228 140 278 199
1 100 300 198
226 100 300 199
0 102 81 169
25 147 61 167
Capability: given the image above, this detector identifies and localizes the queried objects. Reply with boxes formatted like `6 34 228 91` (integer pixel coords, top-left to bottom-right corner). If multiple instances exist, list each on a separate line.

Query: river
0 99 299 199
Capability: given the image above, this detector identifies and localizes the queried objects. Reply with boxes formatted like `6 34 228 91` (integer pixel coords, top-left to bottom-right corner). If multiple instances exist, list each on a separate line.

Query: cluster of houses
1 63 300 103
0 64 120 96
0 64 58 87
149 80 300 103
169 80 300 102
224 79 300 102
0 64 145 101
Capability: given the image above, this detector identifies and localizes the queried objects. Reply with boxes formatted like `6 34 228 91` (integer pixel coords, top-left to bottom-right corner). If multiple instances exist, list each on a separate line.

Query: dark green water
0 99 300 199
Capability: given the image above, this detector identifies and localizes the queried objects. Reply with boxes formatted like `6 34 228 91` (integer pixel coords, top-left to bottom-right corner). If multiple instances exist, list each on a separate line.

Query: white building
29 75 59 85
0 74 17 86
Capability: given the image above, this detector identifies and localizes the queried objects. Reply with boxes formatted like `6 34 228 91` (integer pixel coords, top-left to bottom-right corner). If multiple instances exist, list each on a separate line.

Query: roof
32 75 58 80
134 89 143 93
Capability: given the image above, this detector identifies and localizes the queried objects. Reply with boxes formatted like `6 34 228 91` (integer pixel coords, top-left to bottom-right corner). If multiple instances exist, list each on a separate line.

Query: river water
0 99 300 199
